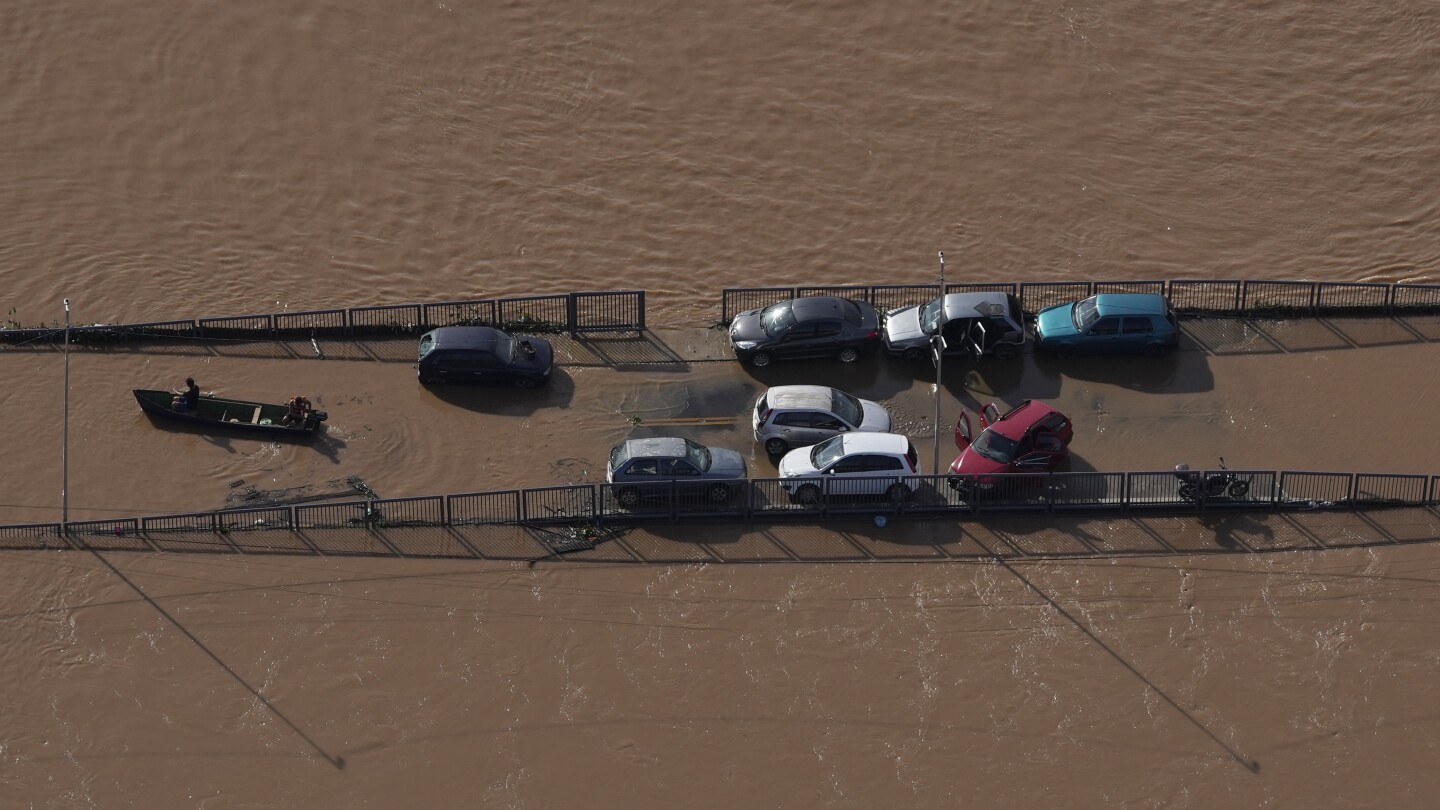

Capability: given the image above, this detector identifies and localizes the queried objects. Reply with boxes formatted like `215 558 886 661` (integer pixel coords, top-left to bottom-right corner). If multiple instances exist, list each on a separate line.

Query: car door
620 457 663 499
1120 316 1155 354
1084 316 1123 353
772 411 823 447
776 321 817 359
660 457 702 498
824 454 875 497
809 411 852 444
809 319 843 356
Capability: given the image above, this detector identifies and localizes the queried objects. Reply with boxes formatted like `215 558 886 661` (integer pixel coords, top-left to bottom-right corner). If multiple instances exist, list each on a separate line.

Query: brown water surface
3 1 1439 806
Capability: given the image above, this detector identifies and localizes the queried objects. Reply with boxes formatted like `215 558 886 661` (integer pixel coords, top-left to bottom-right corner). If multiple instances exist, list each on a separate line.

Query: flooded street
3 0 1439 806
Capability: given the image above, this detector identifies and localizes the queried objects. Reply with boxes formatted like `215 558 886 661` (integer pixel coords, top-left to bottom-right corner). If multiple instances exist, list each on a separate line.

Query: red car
948 400 1073 496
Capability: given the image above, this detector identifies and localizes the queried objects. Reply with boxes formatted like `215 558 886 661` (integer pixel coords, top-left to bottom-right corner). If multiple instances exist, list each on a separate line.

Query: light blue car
1033 293 1180 358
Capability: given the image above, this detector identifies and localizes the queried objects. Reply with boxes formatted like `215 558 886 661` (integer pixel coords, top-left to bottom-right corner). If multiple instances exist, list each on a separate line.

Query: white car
777 432 921 505
753 385 891 456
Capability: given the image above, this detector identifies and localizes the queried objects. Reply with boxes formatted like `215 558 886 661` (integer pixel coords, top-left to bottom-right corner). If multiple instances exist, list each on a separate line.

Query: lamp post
62 298 70 531
931 251 945 474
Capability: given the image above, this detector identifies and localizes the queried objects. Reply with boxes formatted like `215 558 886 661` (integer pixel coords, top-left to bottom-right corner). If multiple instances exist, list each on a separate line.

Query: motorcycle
1174 457 1250 502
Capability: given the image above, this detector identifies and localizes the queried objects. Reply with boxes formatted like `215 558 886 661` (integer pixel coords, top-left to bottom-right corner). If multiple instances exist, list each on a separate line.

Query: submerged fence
720 279 1440 323
0 290 645 346
5 468 1436 547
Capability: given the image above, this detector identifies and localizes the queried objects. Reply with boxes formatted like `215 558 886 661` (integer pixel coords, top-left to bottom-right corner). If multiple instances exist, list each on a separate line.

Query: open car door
953 411 973 450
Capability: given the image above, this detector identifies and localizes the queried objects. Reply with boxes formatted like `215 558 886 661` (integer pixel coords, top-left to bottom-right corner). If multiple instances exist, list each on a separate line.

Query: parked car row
726 292 1181 367
602 382 1076 507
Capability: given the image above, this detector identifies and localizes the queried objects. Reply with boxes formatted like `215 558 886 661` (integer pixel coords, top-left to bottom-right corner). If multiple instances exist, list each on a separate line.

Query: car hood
948 449 1005 477
858 399 891 432
729 311 767 343
883 305 926 345
777 446 820 478
1034 304 1078 340
707 448 748 479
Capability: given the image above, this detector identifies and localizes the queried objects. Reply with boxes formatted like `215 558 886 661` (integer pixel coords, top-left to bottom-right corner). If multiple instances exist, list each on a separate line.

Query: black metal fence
7 468 1436 548
0 290 645 346
720 280 1440 323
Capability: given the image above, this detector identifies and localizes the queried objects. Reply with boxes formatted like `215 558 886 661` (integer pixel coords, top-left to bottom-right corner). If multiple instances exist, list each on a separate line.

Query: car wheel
837 347 860 363
764 437 789 456
616 487 641 507
886 483 911 504
991 343 1017 361
1143 343 1168 358
707 483 733 504
1055 343 1079 360
946 476 966 494
1227 480 1250 499
794 484 821 506
749 352 773 368
513 376 537 389
902 346 924 362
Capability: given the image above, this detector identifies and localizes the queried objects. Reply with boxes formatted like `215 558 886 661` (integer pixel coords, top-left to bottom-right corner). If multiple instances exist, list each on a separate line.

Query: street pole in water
932 251 945 475
62 298 70 531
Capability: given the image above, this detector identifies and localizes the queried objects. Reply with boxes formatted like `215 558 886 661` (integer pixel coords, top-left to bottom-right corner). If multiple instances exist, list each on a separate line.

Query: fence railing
720 280 1440 323
0 290 645 346
5 469 1436 546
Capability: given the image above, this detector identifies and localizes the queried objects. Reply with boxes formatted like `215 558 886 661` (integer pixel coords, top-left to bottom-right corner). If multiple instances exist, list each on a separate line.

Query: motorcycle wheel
1227 480 1250 499
1177 482 1199 501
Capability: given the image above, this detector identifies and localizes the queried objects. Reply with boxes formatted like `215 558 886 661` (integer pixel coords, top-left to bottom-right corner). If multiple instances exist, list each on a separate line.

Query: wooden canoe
132 389 328 437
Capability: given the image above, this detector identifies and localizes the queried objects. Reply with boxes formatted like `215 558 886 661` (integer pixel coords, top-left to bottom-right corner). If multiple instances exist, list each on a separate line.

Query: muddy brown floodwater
3 0 1440 807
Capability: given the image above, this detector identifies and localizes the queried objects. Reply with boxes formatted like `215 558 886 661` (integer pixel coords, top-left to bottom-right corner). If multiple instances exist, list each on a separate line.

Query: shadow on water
420 367 577 415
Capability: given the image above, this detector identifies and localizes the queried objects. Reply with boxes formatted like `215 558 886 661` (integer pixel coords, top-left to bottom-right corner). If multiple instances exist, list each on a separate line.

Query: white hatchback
777 432 921 505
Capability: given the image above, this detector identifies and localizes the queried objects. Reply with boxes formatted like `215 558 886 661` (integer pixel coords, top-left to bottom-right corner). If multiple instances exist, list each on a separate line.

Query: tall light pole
62 298 70 531
931 251 945 474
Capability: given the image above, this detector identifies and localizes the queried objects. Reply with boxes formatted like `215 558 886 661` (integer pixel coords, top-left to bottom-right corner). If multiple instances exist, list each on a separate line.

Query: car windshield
1072 297 1100 332
809 435 847 469
608 443 629 470
493 337 517 363
759 303 797 337
918 297 946 335
683 439 712 471
830 390 862 426
970 428 1018 464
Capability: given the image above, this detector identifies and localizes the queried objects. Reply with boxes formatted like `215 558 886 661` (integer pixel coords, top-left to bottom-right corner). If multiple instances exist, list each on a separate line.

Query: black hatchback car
416 326 554 387
728 296 881 367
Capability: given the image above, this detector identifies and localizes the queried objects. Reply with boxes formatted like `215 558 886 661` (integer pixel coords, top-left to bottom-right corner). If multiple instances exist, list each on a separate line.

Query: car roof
788 296 864 321
938 292 1017 320
835 432 911 454
423 325 512 349
765 385 835 409
989 400 1063 440
1093 293 1168 316
619 437 691 460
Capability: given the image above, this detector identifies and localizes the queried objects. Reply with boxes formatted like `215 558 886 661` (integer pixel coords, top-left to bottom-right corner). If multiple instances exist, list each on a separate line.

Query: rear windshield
754 394 768 422
830 390 862 427
418 334 436 360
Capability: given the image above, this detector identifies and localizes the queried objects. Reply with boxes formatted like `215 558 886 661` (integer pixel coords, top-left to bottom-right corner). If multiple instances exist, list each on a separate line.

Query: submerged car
753 385 892 456
728 296 881 367
1033 293 1179 358
417 326 554 387
606 437 748 507
777 432 920 505
882 291 1027 361
948 400 1073 496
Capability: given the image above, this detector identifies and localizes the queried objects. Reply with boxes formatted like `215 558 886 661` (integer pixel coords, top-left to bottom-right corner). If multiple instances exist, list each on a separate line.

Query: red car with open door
948 400 1073 497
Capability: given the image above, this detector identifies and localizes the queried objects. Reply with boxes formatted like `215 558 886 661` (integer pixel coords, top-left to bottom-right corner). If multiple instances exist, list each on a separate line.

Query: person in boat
281 394 312 427
171 378 201 412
